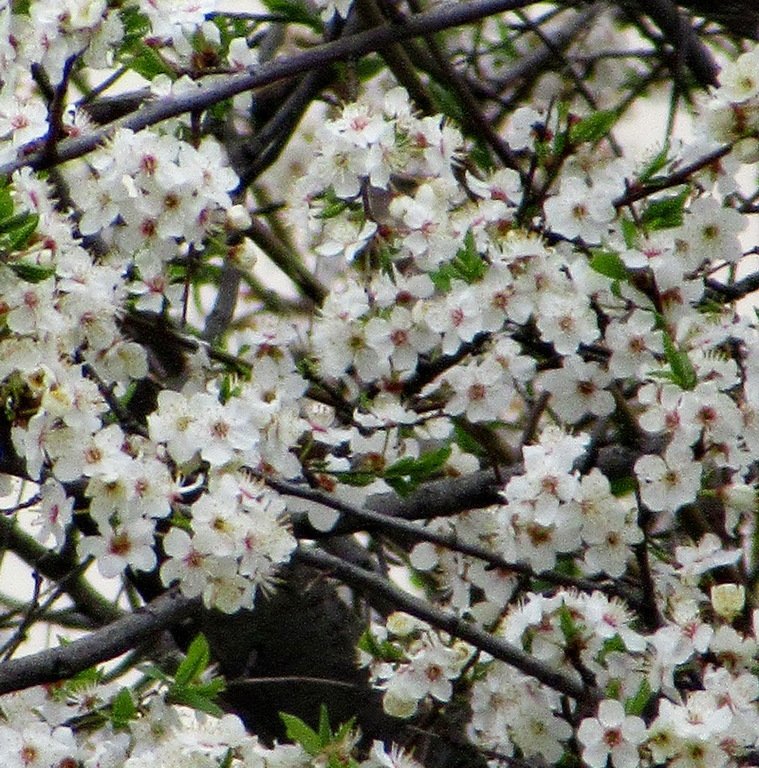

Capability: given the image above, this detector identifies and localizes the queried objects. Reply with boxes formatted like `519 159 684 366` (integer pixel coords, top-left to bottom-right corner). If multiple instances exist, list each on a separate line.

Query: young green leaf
280 712 322 755
175 633 211 687
625 678 652 716
662 332 697 390
640 189 689 231
110 688 137 729
169 687 224 717
589 250 629 281
569 110 618 145
637 142 671 183
261 0 322 31
318 704 332 745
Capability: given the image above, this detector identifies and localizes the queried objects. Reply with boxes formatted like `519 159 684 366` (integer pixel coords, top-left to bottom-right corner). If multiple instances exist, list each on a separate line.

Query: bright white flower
442 357 512 422
719 46 759 102
537 292 599 354
679 196 745 266
160 527 211 599
31 479 74 548
0 721 78 768
504 106 543 150
365 306 437 373
79 516 157 578
148 390 200 465
424 281 483 355
634 444 702 513
675 533 741 584
540 357 614 423
544 176 616 242
47 423 130 483
577 699 646 768
606 310 663 378
362 739 423 768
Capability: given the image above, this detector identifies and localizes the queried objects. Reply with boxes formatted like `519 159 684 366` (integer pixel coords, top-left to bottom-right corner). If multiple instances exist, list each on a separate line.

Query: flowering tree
3 0 759 766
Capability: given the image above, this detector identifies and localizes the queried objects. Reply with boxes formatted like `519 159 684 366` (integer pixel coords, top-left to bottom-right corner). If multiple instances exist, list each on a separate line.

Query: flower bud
226 204 252 231
711 583 745 621
227 237 257 271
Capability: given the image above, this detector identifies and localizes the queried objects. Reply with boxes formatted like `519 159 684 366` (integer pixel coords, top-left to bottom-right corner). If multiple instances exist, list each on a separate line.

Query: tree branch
0 0 539 178
267 474 619 596
0 589 198 696
624 0 721 87
295 546 598 703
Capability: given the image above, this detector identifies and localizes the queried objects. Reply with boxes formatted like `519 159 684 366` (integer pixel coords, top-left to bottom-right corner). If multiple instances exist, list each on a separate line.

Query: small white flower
577 699 646 768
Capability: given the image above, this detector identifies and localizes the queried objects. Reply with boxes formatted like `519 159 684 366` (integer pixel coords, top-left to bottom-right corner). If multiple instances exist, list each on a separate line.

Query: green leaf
609 476 637 497
625 678 652 716
121 41 175 80
589 250 628 281
355 55 385 82
0 187 13 223
280 712 322 755
620 217 637 249
431 230 487 290
384 446 452 497
175 634 211 687
430 83 465 124
357 630 406 663
455 230 487 282
569 109 618 145
8 262 55 283
169 687 224 717
318 704 332 744
7 213 38 251
470 139 494 173
317 198 350 220
261 0 322 31
332 471 376 488
662 332 697 390
640 189 688 231
137 663 172 684
557 604 580 643
0 210 36 235
334 716 357 742
453 422 487 457
190 678 227 699
110 688 137 729
638 142 671 183
118 6 151 42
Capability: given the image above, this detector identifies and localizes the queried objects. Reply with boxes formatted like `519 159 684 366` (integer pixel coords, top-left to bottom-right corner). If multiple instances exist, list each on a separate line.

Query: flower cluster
2 2 759 767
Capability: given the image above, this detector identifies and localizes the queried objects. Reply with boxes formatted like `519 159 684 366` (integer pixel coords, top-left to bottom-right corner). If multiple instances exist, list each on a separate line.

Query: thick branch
0 0 537 178
268 474 616 595
0 589 198 696
624 0 720 87
296 546 597 703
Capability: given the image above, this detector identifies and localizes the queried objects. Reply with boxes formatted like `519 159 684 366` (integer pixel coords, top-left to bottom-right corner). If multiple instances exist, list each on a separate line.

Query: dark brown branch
0 589 198 696
295 546 598 703
0 0 538 178
613 143 731 208
266 473 618 595
625 0 721 87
